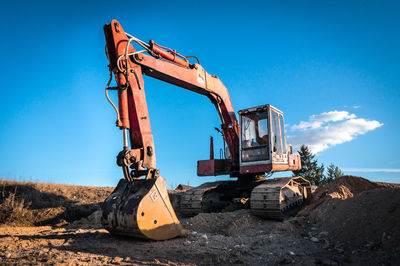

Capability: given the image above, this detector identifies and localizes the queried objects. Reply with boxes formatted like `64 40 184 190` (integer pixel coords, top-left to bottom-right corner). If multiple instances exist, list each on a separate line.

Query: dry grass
0 179 114 226
0 191 33 225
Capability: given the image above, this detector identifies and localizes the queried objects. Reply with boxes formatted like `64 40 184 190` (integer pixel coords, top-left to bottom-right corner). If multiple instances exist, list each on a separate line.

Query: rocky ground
0 176 399 265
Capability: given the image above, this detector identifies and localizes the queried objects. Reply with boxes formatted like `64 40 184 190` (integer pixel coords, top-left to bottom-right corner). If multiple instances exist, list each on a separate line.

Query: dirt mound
299 176 400 264
301 175 395 213
0 180 113 226
68 210 103 229
182 209 262 236
313 175 385 200
175 184 193 191
309 188 400 245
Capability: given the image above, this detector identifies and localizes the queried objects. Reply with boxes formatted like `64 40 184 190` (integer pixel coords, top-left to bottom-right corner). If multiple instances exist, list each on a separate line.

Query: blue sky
0 0 399 187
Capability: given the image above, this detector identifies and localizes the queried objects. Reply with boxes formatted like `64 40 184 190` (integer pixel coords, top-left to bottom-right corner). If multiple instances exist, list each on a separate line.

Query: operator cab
238 104 297 174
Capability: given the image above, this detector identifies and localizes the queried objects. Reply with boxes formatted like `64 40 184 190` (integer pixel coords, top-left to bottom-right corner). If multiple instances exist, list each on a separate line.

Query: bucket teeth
101 177 188 240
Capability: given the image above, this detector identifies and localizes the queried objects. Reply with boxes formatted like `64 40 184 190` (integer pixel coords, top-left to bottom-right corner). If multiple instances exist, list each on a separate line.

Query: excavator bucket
101 176 188 240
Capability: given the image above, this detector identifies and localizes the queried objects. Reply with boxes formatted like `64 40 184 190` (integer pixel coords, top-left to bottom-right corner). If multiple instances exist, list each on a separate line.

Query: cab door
270 108 288 164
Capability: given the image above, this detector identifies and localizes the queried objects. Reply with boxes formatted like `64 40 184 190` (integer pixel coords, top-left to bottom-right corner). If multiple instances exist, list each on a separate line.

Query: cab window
280 114 287 153
241 112 268 148
241 111 269 162
271 111 283 153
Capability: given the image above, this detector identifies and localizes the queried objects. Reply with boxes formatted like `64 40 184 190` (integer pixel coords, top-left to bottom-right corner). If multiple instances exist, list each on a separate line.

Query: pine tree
292 145 325 185
325 164 336 184
325 163 344 183
334 166 344 178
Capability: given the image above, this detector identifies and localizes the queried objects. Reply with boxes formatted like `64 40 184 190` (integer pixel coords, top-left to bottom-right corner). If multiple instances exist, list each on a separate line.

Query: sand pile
313 175 386 201
298 175 400 263
300 175 396 214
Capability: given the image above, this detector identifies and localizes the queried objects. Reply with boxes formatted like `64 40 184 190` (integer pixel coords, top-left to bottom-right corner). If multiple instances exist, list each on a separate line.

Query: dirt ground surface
0 176 399 265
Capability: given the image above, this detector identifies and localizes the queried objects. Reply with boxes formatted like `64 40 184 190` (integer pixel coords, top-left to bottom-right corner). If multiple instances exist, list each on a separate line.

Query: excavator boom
104 20 240 175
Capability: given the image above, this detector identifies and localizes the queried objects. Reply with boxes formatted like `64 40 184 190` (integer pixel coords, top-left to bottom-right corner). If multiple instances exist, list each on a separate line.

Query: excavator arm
104 20 239 181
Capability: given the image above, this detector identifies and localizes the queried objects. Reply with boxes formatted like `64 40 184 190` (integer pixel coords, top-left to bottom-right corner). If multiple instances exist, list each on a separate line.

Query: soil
0 176 399 265
0 180 114 226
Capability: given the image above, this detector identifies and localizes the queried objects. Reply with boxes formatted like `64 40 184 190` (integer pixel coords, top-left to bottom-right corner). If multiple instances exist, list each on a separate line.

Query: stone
335 247 344 254
319 231 329 237
113 257 123 263
365 242 376 249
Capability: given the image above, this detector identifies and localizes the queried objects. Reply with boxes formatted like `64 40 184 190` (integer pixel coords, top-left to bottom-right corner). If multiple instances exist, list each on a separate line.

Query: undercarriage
172 176 311 220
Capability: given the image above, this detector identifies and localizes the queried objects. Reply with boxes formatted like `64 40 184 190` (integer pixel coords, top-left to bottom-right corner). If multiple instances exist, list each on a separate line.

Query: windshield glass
241 111 269 148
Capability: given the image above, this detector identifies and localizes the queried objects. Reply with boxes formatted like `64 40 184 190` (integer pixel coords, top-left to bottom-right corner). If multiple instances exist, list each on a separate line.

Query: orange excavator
101 20 311 240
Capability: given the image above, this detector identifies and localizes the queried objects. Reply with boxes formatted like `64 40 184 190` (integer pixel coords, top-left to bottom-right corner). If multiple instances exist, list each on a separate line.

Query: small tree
325 163 344 183
292 145 325 185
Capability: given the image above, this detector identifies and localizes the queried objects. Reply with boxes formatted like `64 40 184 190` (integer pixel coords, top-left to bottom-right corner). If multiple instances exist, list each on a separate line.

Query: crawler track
179 181 226 216
250 177 311 220
175 177 311 220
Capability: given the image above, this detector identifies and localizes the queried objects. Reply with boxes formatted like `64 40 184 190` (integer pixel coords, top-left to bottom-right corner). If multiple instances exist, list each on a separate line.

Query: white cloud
353 105 360 109
291 111 355 130
287 110 383 154
311 110 356 122
343 168 400 173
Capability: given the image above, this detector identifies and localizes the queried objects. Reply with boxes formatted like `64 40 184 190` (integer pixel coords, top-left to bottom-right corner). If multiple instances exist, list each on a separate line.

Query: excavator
101 20 311 240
